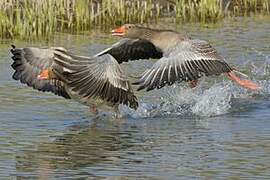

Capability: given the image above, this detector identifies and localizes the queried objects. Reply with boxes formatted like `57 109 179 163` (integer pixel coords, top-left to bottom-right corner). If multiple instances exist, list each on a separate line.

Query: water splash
191 83 232 116
120 81 232 118
119 49 270 119
120 77 268 118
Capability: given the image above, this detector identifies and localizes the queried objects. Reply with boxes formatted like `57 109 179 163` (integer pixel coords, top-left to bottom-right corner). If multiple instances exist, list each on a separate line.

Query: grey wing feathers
134 39 233 91
53 50 138 110
10 45 70 98
95 39 163 63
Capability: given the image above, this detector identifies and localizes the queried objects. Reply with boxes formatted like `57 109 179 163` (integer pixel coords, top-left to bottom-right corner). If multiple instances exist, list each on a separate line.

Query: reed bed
0 0 160 39
0 0 269 39
175 0 270 23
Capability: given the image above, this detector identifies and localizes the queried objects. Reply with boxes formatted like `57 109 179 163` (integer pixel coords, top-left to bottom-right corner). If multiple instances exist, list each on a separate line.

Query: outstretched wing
53 50 138 110
134 39 233 91
10 46 70 98
95 39 163 63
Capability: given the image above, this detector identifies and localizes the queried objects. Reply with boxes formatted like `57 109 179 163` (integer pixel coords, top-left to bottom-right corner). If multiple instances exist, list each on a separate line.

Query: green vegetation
175 0 270 23
0 0 269 39
0 0 159 40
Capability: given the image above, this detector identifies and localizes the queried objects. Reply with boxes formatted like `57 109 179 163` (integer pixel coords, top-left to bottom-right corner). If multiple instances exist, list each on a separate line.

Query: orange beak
111 26 126 36
37 69 49 80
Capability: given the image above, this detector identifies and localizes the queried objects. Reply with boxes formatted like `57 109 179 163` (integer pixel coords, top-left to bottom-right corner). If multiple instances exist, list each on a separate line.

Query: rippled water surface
1 17 270 179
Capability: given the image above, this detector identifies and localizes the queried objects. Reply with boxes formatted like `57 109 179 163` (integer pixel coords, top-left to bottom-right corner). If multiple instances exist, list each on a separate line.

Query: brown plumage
10 45 138 111
11 46 71 98
111 24 260 91
95 39 163 63
52 50 138 110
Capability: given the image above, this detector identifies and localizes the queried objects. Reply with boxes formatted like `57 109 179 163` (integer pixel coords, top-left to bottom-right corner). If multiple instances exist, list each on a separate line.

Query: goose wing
53 50 138 110
10 46 70 98
134 39 233 91
95 39 163 63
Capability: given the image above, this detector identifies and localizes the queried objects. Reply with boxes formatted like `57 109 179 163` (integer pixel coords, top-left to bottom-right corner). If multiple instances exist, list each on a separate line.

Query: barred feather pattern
134 39 233 91
53 50 139 110
10 46 70 98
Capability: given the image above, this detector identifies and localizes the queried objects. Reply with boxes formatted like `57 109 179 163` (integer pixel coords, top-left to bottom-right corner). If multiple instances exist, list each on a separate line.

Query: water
1 16 270 179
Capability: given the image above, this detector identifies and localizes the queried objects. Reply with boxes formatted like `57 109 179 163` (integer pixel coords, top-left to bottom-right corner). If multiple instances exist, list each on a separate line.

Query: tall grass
0 0 160 40
175 0 223 23
0 0 269 39
231 0 270 16
175 0 270 23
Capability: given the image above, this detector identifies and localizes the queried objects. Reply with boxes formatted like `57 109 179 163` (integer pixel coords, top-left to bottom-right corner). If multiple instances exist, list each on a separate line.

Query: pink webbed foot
188 80 198 88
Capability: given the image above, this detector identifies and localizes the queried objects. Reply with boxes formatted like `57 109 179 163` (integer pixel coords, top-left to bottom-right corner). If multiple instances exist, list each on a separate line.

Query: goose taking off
109 24 260 91
10 45 138 113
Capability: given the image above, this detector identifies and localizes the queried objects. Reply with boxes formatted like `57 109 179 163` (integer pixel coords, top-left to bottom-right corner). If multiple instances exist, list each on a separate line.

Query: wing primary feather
10 46 70 99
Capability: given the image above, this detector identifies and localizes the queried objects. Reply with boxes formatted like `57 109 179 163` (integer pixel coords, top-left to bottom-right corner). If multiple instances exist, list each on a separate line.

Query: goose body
108 24 260 91
10 24 260 115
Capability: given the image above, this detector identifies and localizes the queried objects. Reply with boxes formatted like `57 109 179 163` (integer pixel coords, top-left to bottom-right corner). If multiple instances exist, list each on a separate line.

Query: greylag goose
109 24 260 91
10 45 138 113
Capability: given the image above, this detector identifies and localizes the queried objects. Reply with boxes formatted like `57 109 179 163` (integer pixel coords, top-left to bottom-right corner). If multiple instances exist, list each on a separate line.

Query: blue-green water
1 17 270 179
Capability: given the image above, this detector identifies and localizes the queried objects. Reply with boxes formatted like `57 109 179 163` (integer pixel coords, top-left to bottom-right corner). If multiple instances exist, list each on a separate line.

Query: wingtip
133 80 148 91
10 44 16 53
132 78 145 85
132 81 140 85
136 85 145 91
130 101 139 110
146 86 155 91
129 96 139 110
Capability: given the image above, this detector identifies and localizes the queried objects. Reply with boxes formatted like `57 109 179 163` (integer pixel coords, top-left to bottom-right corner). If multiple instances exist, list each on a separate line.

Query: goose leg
89 106 98 115
112 105 122 119
225 71 261 91
188 80 198 88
